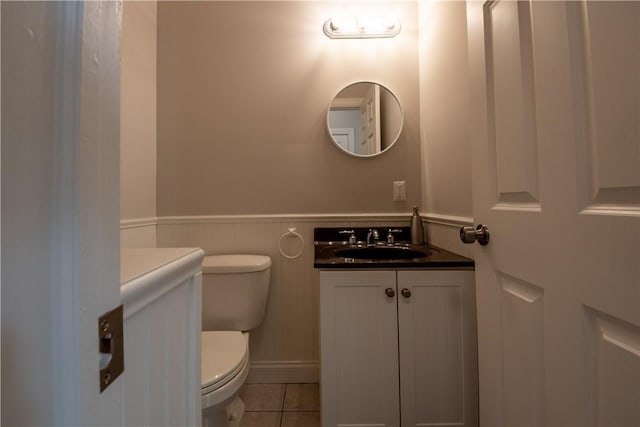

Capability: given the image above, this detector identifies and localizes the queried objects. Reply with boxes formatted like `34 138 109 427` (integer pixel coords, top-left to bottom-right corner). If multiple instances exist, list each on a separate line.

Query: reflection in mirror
327 82 403 157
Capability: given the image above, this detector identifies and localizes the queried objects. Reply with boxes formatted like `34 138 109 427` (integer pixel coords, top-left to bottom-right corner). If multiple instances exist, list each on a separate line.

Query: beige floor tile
281 411 321 427
240 384 285 411
284 383 320 411
240 411 281 427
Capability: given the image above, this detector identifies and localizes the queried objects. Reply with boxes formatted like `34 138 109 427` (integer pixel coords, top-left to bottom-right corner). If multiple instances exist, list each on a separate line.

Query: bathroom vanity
314 228 478 427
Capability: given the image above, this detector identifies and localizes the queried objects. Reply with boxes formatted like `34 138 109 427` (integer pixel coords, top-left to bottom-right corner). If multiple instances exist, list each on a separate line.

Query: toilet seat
201 331 249 409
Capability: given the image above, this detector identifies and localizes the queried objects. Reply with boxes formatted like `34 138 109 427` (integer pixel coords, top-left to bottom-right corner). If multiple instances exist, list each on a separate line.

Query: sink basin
333 246 430 260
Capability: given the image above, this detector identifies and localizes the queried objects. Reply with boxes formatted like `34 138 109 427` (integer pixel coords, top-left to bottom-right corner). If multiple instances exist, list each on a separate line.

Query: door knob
385 287 396 298
460 224 490 245
401 288 411 298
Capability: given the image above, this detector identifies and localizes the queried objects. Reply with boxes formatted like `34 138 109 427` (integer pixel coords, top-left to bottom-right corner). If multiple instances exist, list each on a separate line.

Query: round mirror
327 82 403 157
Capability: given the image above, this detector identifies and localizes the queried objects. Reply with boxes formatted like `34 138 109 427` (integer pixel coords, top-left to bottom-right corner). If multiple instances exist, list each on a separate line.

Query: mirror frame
326 81 404 158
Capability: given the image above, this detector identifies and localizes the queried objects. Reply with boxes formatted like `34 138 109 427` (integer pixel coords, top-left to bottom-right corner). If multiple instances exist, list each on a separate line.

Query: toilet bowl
200 254 272 427
201 331 249 426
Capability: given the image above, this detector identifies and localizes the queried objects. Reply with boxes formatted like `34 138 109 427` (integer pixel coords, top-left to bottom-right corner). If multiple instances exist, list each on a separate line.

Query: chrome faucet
338 229 357 244
387 229 395 245
366 229 380 245
386 228 402 245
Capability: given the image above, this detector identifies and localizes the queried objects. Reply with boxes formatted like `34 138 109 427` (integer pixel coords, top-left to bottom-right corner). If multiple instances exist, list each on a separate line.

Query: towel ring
279 228 304 259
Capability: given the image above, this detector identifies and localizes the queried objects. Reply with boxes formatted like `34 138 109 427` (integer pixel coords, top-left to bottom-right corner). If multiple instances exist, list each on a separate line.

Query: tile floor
239 383 320 427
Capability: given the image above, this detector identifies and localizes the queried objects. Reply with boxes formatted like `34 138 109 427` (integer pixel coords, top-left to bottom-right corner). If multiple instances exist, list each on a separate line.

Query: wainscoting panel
114 213 474 384
120 248 203 426
156 214 436 383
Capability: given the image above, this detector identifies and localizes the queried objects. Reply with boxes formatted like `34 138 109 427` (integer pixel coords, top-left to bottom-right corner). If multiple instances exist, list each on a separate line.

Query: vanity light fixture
323 16 401 39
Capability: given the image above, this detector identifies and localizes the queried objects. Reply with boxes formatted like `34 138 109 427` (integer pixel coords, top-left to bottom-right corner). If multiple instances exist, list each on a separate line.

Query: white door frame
52 1 123 424
51 1 122 425
2 1 123 425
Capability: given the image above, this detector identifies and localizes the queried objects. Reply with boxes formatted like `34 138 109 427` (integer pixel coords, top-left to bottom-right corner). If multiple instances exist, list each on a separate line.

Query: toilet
200 254 272 427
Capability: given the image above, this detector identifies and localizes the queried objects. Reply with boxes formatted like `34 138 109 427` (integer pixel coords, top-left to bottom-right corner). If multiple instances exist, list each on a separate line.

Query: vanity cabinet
320 270 478 427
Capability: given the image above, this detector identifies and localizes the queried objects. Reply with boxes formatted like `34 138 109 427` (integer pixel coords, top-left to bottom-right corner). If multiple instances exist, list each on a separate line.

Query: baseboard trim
246 361 319 384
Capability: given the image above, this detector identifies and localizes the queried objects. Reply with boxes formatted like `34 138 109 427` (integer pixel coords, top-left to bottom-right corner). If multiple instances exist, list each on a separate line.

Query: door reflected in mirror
327 82 403 157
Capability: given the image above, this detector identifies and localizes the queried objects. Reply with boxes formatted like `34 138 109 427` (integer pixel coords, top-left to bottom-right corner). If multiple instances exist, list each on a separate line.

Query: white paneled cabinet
320 270 478 427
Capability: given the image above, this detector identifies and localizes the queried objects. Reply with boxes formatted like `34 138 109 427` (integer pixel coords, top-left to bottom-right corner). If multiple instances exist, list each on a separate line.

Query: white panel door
331 127 356 153
467 1 640 426
360 84 382 155
320 271 400 427
397 270 478 427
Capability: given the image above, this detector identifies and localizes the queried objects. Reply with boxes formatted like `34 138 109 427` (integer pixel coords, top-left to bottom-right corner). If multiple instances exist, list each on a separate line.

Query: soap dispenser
410 206 425 245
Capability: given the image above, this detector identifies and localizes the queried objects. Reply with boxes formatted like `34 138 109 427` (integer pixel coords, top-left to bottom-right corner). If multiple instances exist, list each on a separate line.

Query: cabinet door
397 271 478 427
320 271 400 427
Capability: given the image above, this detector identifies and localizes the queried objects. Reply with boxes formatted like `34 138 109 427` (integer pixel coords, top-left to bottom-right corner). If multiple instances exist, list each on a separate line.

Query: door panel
588 312 640 426
566 1 640 213
468 1 640 426
486 0 540 207
500 273 544 427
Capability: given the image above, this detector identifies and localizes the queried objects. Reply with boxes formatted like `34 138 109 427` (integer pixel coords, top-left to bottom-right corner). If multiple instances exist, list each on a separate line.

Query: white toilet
200 254 272 426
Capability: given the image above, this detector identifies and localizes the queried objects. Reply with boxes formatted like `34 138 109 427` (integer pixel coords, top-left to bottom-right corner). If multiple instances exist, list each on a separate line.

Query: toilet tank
201 255 272 331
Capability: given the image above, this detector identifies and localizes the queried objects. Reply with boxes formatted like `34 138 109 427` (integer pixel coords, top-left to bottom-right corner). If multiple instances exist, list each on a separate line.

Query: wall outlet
393 181 406 202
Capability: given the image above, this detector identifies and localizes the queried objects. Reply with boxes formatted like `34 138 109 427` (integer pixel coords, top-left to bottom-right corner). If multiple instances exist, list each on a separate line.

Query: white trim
580 205 640 218
157 213 414 225
121 248 204 319
120 213 474 228
492 202 542 213
120 216 159 229
422 212 474 227
49 2 84 423
48 1 123 424
246 361 320 384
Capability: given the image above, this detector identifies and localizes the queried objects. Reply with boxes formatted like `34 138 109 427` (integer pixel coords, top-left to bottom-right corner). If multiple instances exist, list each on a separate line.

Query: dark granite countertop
313 227 474 270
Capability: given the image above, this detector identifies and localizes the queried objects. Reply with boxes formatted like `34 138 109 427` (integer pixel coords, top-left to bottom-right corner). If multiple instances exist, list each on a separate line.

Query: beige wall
418 1 473 219
121 0 157 221
156 1 421 216
121 0 476 383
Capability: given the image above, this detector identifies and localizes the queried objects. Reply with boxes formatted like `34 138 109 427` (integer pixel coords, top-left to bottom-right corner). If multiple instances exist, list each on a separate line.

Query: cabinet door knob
385 287 396 298
401 288 412 298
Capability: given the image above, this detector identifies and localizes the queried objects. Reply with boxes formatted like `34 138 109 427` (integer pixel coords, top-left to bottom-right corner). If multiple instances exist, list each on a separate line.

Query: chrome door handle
460 224 490 245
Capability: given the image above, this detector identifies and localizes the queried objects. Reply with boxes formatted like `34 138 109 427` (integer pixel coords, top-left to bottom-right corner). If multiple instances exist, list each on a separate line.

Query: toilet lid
201 331 248 392
202 255 271 274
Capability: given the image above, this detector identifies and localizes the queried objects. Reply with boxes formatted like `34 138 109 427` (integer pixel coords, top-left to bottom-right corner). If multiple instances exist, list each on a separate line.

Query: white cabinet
320 270 478 427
